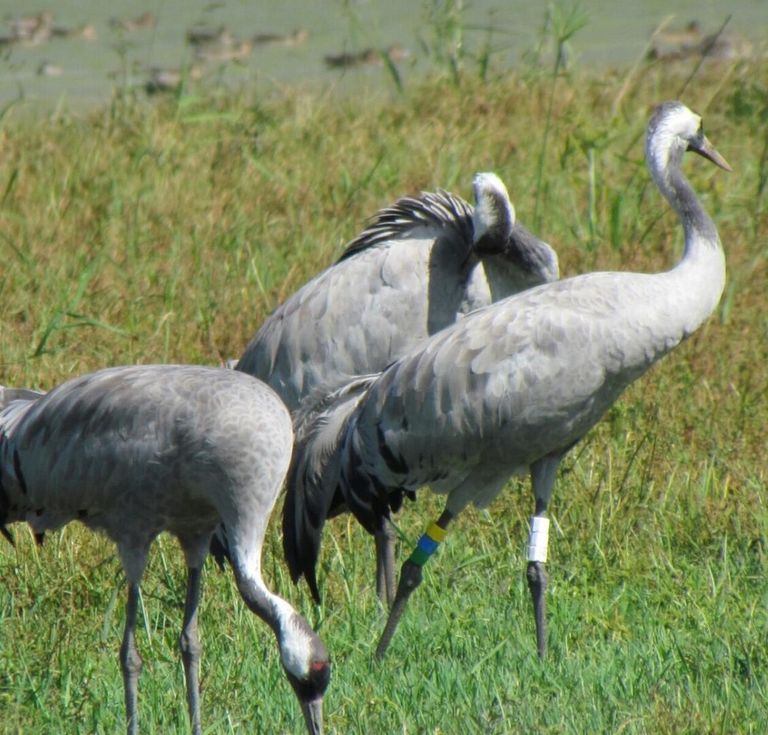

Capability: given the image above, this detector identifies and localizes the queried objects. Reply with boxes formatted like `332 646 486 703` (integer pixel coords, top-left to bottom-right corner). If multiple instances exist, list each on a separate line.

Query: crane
282 101 730 661
236 172 558 412
238 172 558 603
0 365 330 735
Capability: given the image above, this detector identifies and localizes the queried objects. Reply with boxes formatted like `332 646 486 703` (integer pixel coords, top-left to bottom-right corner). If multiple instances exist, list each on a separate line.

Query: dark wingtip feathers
283 379 374 604
281 471 324 604
305 564 322 605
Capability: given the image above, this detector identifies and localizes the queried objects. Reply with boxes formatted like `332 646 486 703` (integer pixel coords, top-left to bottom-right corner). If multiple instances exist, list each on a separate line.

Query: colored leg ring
408 522 447 567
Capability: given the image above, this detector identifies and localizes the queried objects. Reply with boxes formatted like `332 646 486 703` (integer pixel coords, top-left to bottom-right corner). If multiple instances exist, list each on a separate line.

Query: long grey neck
479 225 559 301
654 148 720 254
237 573 284 637
482 255 536 300
645 143 725 343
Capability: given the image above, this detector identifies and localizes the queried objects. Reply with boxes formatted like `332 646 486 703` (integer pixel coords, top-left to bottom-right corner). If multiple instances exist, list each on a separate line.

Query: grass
1 46 767 734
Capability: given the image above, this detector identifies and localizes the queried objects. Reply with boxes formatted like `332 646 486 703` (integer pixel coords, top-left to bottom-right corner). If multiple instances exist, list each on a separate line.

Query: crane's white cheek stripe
526 516 549 563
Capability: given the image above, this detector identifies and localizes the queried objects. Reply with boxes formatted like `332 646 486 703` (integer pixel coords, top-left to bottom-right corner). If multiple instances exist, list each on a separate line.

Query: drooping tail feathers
282 375 376 602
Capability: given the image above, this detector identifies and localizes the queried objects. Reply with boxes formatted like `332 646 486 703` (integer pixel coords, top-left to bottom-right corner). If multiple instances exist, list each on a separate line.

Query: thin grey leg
179 566 203 735
120 582 143 735
375 559 423 659
375 509 453 660
527 455 561 660
374 519 397 607
527 504 549 660
527 559 548 659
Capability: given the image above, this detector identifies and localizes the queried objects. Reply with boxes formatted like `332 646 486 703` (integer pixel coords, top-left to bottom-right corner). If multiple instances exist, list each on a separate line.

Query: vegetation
1 41 766 735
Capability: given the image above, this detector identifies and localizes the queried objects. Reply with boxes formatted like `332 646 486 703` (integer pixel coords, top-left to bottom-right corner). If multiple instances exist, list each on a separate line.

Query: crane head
471 171 515 255
280 615 331 735
647 101 732 174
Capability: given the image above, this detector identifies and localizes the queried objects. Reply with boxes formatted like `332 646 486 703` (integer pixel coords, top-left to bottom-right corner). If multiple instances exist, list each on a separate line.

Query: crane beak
690 134 732 172
300 697 323 735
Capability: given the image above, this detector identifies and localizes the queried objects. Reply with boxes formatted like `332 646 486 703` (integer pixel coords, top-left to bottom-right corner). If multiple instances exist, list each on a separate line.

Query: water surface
0 0 764 111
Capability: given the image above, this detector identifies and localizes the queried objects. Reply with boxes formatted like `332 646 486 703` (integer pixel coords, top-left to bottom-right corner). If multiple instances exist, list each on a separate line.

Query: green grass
1 50 767 734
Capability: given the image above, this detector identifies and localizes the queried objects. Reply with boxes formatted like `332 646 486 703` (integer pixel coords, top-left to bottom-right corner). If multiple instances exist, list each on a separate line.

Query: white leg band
526 516 549 563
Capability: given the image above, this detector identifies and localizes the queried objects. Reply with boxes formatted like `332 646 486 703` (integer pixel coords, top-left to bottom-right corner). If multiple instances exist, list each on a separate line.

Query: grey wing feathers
337 189 473 261
0 386 46 407
347 273 661 502
0 387 44 435
236 189 477 410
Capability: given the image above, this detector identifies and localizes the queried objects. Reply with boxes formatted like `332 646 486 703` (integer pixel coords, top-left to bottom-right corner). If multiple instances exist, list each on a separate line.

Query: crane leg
180 566 204 735
526 559 548 658
375 559 422 659
526 513 550 659
120 582 143 735
375 519 397 607
528 455 560 660
375 510 453 659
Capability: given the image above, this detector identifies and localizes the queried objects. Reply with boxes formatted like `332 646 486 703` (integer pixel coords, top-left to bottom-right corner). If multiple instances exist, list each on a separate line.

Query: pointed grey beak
691 134 732 172
300 697 323 735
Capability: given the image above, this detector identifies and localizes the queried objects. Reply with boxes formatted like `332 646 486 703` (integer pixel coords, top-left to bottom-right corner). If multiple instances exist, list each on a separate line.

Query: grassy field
1 47 767 735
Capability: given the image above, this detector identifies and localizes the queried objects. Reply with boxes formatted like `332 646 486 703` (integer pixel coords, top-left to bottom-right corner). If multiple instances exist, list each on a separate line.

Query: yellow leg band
426 521 447 543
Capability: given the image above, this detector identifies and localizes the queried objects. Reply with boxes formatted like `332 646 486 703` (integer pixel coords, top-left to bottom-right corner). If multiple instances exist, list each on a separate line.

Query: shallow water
0 0 764 112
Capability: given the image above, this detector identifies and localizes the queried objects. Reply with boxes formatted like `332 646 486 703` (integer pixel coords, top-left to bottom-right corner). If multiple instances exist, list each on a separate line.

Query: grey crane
282 101 730 661
236 172 558 413
0 365 330 735
237 172 559 603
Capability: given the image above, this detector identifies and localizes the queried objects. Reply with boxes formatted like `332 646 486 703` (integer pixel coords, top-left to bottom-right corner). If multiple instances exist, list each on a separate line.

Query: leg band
526 516 549 563
425 522 447 543
409 522 447 567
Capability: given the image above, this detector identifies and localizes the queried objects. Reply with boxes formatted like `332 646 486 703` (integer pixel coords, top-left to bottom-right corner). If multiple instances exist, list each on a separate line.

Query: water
0 0 765 112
